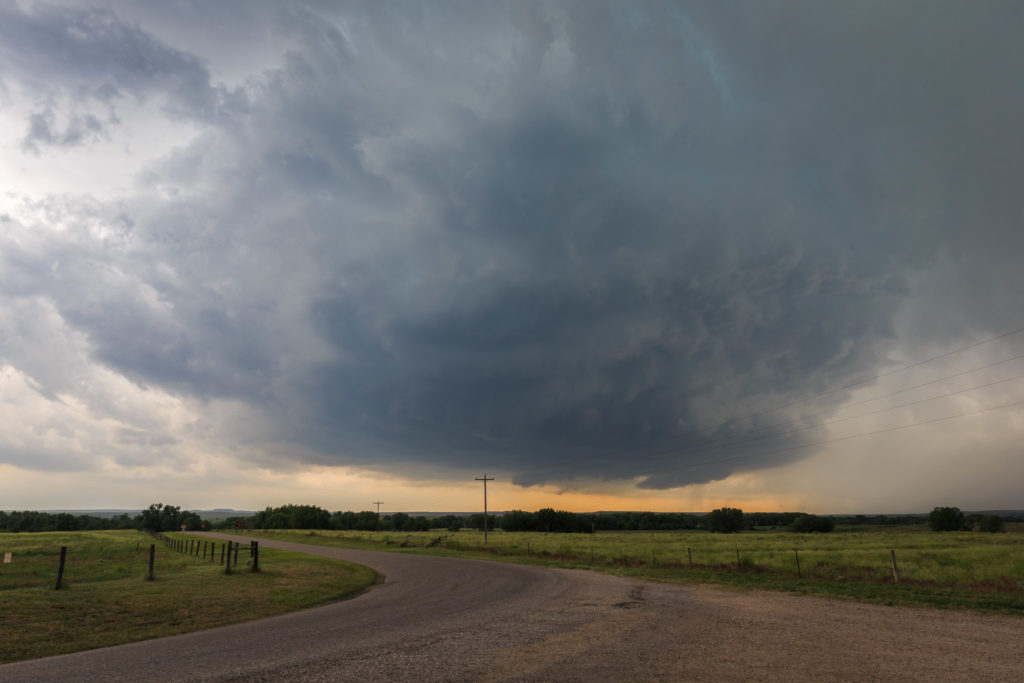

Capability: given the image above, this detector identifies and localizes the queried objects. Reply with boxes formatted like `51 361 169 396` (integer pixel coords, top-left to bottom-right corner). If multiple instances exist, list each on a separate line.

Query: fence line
297 530 922 585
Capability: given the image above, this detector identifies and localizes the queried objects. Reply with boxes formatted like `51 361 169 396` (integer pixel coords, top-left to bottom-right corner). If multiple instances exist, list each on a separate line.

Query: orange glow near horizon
199 466 809 514
0 461 807 514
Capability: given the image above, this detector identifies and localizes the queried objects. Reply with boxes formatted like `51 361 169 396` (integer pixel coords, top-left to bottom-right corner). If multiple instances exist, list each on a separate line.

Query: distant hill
968 510 1024 518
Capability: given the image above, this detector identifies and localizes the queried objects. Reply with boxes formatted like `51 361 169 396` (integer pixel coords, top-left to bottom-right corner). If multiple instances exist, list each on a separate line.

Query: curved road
3 533 1023 681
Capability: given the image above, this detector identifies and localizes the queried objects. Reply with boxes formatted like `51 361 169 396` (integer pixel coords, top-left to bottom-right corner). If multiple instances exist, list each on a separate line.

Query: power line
678 396 1024 473
710 323 1024 433
638 372 1024 467
691 356 1024 452
623 351 1024 467
618 325 1024 465
704 372 1024 454
787 351 1024 420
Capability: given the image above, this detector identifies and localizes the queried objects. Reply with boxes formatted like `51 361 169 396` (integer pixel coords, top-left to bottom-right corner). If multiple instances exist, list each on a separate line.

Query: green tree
180 510 204 531
978 515 1005 533
499 510 535 532
467 513 498 531
388 512 410 531
405 516 431 532
53 513 80 531
331 511 356 530
352 510 379 531
137 503 205 532
928 506 966 531
289 505 330 529
251 504 330 529
706 507 744 533
139 503 169 532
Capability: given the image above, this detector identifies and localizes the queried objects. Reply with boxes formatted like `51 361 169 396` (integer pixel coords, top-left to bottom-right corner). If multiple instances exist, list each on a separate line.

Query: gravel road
3 533 1023 681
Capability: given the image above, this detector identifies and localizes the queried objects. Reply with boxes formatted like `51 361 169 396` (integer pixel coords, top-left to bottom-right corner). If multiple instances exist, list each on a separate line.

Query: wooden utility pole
475 474 494 544
373 501 384 531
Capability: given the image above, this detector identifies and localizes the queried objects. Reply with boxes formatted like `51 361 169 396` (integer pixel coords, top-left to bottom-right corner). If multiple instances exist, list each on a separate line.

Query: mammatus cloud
1 1 1023 501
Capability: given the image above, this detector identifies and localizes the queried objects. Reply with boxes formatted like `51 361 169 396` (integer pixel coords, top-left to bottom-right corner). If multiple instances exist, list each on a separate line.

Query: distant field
243 524 1024 614
0 530 376 664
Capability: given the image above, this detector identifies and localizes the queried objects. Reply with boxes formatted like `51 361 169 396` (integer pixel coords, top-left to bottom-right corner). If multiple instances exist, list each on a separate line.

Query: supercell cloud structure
1 1 1023 498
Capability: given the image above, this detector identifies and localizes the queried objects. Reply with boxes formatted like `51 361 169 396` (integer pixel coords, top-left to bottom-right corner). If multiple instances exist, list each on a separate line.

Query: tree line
0 510 137 533
0 504 208 533
244 506 836 534
249 505 435 532
928 506 1005 533
2 503 1014 534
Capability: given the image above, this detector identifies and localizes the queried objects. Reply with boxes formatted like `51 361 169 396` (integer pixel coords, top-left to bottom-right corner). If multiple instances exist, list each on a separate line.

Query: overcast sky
2 0 1023 514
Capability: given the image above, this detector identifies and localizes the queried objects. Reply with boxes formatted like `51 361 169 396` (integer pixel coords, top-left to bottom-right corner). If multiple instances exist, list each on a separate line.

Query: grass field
3 525 1021 664
243 524 1024 614
0 530 376 664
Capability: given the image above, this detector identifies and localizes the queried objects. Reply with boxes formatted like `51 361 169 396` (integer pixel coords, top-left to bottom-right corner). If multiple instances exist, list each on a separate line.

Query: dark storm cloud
3 1 1022 488
0 1 235 144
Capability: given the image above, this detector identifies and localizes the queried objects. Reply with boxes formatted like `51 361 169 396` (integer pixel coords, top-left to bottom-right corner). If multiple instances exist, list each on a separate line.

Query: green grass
0 530 377 664
5 525 1018 664
240 524 1024 614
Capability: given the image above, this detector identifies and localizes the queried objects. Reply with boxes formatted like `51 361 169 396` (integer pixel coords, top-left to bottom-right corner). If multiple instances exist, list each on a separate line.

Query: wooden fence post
147 544 155 581
736 548 741 569
688 547 693 569
220 543 225 565
233 541 239 566
890 549 899 583
55 546 67 590
252 541 259 573
794 549 801 578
